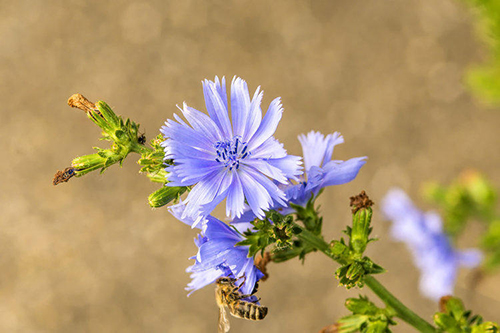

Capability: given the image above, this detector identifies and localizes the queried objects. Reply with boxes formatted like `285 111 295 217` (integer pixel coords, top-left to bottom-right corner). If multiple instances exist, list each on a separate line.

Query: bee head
216 276 236 285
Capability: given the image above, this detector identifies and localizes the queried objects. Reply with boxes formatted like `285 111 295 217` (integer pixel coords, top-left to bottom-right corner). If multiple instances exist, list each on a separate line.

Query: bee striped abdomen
229 302 268 321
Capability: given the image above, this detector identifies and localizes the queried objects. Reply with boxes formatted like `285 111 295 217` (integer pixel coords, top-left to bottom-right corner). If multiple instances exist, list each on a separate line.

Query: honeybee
215 275 268 333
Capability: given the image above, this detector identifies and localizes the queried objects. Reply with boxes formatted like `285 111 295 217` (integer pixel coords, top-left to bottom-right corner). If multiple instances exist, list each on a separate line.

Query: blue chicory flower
233 131 366 223
169 203 263 296
381 188 483 301
161 76 302 227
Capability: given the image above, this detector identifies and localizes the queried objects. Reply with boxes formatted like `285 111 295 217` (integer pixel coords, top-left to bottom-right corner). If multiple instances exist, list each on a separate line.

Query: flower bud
337 314 370 333
71 153 106 175
365 320 389 333
148 186 186 208
344 297 377 315
433 313 457 331
460 170 496 208
349 191 374 255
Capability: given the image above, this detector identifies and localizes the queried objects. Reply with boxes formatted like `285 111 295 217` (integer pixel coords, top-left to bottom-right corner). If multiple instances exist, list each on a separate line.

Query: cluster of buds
53 94 147 183
53 94 186 209
423 170 500 272
237 211 301 258
321 296 396 333
434 296 499 333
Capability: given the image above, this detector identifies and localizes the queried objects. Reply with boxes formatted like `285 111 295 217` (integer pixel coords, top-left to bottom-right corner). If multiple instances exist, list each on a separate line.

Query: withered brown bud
319 323 341 333
53 167 76 185
67 93 98 114
438 295 453 313
254 252 272 281
349 190 374 214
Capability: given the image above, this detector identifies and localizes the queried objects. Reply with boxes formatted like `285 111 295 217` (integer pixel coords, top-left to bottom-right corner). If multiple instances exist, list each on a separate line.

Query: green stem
296 228 436 333
363 276 435 333
130 142 153 155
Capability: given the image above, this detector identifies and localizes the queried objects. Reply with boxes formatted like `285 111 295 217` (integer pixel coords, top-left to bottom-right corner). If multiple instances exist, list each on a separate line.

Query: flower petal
161 119 213 154
239 170 273 219
242 167 287 208
214 76 228 113
242 159 288 184
298 131 344 172
248 97 283 151
182 103 224 143
266 155 303 181
458 249 483 267
243 87 263 142
226 173 246 218
203 79 232 138
320 157 367 187
231 77 251 137
251 137 287 159
182 170 228 226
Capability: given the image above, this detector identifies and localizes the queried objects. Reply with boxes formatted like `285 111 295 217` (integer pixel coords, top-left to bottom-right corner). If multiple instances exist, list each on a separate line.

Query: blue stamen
214 136 251 169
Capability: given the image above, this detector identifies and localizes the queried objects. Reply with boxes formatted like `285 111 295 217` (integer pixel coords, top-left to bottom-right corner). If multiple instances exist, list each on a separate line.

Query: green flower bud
459 170 496 207
434 313 461 333
148 186 186 208
330 240 349 257
71 151 122 176
146 169 168 183
365 320 389 333
473 321 499 333
346 262 363 280
345 297 377 315
337 314 370 333
443 296 465 319
349 191 374 256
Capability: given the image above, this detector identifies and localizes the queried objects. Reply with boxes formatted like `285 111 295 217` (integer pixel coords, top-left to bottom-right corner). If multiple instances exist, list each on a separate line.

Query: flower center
214 136 251 170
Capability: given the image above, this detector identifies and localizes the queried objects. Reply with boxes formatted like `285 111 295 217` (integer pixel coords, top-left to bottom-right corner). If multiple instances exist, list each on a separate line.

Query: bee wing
218 306 230 333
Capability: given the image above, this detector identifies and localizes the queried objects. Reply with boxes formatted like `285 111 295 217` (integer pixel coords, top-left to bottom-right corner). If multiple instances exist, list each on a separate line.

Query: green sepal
290 193 322 234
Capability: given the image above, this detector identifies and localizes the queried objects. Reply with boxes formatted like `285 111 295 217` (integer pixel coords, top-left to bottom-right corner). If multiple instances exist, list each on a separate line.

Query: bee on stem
215 275 268 333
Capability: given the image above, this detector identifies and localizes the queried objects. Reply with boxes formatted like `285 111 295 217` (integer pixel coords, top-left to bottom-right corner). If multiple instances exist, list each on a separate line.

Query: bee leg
236 273 247 290
235 293 253 300
235 288 260 300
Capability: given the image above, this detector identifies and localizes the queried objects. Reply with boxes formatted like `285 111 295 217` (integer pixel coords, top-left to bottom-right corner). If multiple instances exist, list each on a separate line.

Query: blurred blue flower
233 131 366 223
381 188 483 301
170 204 264 296
161 76 302 227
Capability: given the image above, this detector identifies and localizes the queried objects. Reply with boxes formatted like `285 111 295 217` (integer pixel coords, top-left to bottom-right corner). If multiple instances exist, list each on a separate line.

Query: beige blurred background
1 0 500 332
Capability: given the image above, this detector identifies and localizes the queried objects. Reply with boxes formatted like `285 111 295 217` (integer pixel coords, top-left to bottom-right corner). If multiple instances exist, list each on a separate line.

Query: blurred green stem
130 141 153 155
296 227 436 333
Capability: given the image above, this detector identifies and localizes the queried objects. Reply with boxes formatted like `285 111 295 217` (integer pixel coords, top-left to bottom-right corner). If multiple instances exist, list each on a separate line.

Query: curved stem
296 228 436 333
364 276 435 333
